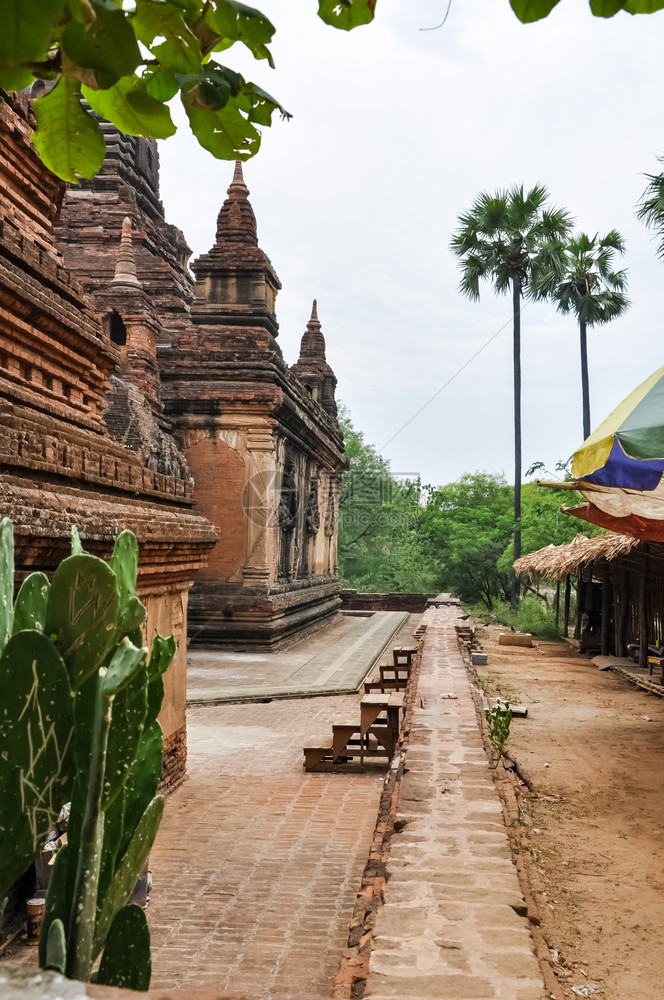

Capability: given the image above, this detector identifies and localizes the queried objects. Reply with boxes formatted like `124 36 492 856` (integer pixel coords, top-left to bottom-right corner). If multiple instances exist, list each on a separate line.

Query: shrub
514 595 560 639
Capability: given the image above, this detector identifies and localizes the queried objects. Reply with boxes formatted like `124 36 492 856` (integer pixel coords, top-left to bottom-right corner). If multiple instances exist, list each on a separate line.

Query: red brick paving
147 694 384 994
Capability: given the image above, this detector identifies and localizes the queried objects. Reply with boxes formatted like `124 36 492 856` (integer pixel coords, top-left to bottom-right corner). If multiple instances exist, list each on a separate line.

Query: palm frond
637 159 664 260
582 289 631 326
451 184 573 304
542 228 628 321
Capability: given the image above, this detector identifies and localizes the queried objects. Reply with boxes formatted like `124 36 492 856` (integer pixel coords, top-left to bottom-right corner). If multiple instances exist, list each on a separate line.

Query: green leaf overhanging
205 0 276 66
0 0 66 89
83 76 177 139
33 77 107 183
318 0 376 30
510 0 566 19
61 1 142 89
589 0 626 15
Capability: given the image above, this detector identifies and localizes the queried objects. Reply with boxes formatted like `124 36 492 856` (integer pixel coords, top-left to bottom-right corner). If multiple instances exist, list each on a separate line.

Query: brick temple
55 133 346 649
0 91 218 785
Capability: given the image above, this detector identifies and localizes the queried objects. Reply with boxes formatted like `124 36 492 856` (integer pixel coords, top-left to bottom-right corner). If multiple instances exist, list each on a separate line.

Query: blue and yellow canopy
565 366 664 541
572 365 664 490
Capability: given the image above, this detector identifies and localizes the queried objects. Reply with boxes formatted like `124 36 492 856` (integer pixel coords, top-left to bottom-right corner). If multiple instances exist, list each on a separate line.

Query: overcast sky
158 0 664 488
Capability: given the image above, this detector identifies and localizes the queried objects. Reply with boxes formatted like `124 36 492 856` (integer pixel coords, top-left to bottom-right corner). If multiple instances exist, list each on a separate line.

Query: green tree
337 406 437 593
533 231 629 440
496 479 600 579
422 472 514 610
0 0 376 182
509 0 664 22
450 185 572 606
637 158 664 259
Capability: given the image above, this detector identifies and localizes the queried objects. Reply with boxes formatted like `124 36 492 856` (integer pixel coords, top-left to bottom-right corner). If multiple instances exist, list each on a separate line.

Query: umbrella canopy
572 365 664 489
563 366 664 539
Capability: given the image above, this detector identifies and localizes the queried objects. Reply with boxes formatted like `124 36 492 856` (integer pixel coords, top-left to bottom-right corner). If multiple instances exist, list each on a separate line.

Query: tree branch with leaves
509 0 664 23
0 0 377 182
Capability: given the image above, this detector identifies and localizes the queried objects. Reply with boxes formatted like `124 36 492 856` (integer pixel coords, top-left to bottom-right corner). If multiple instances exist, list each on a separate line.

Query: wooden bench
364 678 399 694
303 692 405 771
332 722 395 759
647 655 664 684
364 661 410 693
392 645 417 668
335 692 405 761
303 741 334 771
380 662 410 684
361 691 404 745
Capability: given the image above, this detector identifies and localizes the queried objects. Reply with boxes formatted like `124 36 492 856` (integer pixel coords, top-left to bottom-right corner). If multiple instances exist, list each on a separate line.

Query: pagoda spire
231 159 246 189
111 217 141 287
297 299 327 361
291 300 338 417
214 160 258 247
190 161 282 344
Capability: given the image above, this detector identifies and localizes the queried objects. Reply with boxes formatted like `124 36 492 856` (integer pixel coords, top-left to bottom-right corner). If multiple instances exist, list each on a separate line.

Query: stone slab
498 633 533 647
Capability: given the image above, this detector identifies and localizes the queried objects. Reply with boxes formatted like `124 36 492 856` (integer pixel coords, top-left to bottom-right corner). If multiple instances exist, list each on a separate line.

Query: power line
379 310 518 452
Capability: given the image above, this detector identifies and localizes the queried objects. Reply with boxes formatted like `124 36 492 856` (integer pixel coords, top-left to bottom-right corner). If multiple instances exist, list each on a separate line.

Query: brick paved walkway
3 612 550 1000
147 694 384 995
366 611 546 1000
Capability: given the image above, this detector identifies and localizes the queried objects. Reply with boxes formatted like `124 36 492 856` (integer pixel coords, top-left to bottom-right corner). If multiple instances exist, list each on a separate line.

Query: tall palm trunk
512 275 522 609
579 316 591 439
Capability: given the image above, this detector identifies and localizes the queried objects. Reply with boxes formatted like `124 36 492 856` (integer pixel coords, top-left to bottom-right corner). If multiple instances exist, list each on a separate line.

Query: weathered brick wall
141 586 188 749
0 92 217 793
184 433 248 582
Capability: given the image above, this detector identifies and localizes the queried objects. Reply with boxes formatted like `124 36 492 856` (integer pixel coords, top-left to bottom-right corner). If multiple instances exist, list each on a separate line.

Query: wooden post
575 576 586 640
601 564 611 656
564 574 571 638
554 580 561 631
614 567 624 658
639 546 650 671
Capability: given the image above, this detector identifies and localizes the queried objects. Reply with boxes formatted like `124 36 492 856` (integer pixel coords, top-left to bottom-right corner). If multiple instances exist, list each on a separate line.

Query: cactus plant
0 519 175 990
12 572 50 634
96 904 152 991
0 517 14 649
0 631 74 895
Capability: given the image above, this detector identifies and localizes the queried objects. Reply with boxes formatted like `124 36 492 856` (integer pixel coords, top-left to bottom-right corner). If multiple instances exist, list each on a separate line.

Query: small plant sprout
485 698 512 758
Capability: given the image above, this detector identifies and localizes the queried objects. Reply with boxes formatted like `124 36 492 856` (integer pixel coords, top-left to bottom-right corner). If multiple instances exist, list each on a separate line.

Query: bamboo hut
514 532 664 670
518 368 664 673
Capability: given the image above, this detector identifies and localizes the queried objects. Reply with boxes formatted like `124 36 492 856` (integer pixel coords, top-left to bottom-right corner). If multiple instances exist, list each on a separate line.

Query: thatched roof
514 532 640 582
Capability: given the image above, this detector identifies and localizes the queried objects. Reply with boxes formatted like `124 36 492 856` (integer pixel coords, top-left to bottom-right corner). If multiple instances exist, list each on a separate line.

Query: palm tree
637 158 664 260
534 231 629 440
450 184 572 607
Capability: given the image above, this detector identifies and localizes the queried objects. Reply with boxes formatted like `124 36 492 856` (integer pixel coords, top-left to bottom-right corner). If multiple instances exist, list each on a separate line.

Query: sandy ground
475 626 664 1000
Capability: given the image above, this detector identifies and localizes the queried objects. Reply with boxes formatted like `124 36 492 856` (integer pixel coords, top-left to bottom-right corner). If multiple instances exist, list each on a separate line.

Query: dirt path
475 626 664 1000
